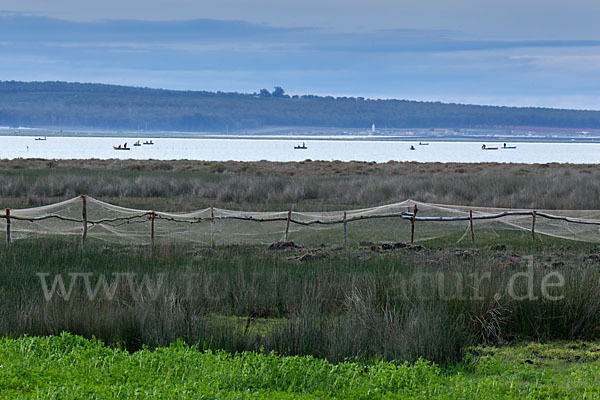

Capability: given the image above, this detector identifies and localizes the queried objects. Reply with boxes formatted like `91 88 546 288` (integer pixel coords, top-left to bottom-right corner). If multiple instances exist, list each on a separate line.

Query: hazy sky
1 1 599 109
3 0 599 38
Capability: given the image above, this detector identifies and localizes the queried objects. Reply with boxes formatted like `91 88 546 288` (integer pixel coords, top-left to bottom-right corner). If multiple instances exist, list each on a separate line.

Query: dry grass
0 158 585 177
1 159 599 211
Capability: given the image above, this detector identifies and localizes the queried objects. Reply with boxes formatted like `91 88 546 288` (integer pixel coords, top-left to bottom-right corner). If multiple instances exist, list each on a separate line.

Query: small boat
113 142 130 150
143 140 154 145
410 145 416 150
481 144 498 150
418 141 429 145
35 136 47 141
133 140 141 147
294 142 307 149
501 143 517 149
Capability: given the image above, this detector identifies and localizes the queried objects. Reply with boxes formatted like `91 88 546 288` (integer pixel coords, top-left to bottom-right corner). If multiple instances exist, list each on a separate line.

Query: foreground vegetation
2 160 600 397
2 333 600 399
2 237 600 366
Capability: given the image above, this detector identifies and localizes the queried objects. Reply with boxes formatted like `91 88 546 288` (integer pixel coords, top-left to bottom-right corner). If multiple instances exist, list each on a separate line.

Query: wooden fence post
531 210 536 242
5 208 10 246
150 211 156 249
469 209 475 244
284 210 292 241
410 204 418 244
81 195 87 245
210 206 215 248
343 211 347 247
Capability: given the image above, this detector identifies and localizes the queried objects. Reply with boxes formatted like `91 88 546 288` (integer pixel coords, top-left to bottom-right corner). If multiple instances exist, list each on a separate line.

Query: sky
1 0 600 109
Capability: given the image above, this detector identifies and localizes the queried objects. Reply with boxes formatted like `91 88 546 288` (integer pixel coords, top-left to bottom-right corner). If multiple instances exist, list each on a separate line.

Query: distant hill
1 81 599 132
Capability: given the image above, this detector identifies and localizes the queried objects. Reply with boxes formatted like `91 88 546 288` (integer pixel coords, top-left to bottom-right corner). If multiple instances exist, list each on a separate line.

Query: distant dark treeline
1 81 599 131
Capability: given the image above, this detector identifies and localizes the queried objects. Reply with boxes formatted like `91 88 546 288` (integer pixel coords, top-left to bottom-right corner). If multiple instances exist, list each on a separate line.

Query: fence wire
2 196 600 246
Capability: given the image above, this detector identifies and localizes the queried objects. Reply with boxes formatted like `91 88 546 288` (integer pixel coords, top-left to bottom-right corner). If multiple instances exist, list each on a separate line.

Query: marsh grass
2 160 600 210
2 237 600 364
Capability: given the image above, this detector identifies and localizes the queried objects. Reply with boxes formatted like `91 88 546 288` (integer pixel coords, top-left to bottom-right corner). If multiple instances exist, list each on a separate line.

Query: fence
2 196 600 246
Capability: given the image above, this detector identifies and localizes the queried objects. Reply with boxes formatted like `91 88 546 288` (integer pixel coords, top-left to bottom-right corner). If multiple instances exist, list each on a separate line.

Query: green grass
1 333 600 399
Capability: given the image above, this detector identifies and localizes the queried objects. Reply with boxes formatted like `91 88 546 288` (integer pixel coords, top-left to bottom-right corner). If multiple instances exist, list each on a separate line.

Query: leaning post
150 211 156 249
531 210 537 243
343 211 347 247
210 206 215 248
5 208 10 246
284 209 292 241
81 195 87 245
410 204 418 244
469 209 475 244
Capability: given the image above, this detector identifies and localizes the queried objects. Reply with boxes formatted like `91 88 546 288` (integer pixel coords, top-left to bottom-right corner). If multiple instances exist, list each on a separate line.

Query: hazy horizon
1 1 600 110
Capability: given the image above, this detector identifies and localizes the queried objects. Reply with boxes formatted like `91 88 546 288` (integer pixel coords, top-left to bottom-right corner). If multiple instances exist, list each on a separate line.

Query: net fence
2 196 600 246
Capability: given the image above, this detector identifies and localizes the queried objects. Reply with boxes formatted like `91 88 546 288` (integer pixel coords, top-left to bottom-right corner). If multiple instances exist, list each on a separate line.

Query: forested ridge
1 81 599 131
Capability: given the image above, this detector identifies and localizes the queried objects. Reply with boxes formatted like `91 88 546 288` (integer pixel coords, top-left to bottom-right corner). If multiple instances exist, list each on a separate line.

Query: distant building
371 123 375 132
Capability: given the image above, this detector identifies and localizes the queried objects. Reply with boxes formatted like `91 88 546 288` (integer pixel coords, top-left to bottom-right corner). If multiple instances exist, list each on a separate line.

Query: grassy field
2 238 600 364
2 159 600 398
2 333 600 399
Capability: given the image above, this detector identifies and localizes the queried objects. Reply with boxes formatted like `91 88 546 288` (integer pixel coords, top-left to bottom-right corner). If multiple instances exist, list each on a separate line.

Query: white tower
371 123 375 133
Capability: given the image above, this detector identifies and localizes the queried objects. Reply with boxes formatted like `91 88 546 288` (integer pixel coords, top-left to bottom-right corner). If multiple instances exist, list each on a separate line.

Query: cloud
3 0 600 40
511 55 600 72
1 14 600 109
3 15 600 52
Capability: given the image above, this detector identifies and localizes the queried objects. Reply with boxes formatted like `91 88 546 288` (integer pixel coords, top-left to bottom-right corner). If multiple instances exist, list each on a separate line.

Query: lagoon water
0 135 598 164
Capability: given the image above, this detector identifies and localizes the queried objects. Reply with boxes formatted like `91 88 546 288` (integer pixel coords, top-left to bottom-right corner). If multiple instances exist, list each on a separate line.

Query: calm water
0 136 598 163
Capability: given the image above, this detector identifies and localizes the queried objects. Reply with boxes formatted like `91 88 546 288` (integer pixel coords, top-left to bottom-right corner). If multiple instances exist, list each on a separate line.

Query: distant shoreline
2 132 600 144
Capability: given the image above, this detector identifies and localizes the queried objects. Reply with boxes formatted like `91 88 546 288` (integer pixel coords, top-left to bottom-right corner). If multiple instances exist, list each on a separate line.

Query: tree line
1 81 599 132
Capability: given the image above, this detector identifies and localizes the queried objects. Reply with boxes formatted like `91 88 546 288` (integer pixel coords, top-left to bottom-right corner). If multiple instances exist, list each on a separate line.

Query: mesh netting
2 196 600 246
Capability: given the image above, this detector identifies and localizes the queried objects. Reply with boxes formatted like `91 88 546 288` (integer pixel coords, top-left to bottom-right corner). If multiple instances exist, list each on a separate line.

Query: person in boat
410 145 415 150
503 143 507 148
419 141 422 145
117 144 121 149
482 144 486 149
